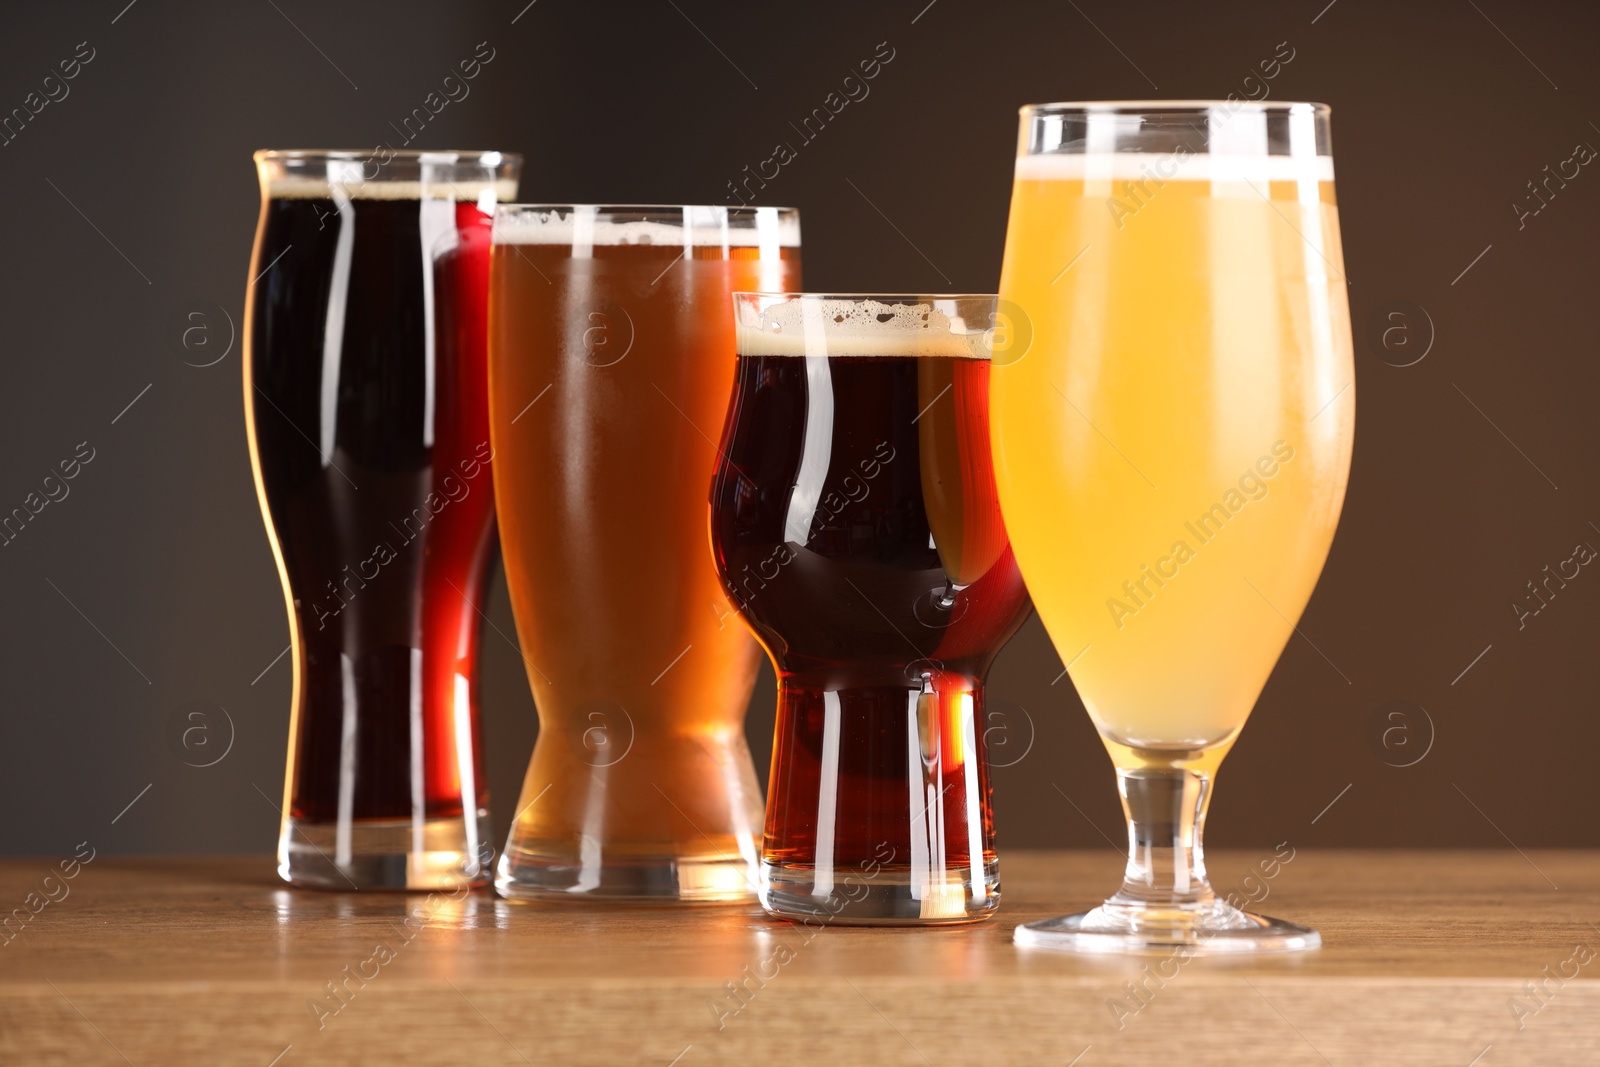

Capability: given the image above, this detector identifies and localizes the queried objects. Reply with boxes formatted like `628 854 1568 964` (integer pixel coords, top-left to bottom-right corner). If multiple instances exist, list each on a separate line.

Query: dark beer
710 295 1031 923
245 151 519 889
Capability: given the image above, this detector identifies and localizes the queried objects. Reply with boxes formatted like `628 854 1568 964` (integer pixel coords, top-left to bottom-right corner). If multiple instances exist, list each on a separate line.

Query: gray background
1 0 1596 860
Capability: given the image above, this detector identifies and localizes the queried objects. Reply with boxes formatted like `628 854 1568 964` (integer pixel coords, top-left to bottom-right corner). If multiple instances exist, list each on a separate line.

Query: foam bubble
492 207 801 248
736 298 993 359
1015 153 1334 183
266 177 518 201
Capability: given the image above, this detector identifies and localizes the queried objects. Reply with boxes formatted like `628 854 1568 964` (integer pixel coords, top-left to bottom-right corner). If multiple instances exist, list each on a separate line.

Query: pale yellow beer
993 150 1355 762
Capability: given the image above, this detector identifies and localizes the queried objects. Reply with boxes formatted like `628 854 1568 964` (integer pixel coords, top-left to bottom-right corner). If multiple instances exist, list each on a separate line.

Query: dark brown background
0 0 1595 858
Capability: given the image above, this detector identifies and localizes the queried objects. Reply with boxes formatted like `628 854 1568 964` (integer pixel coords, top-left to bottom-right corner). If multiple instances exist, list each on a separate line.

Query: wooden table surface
1 849 1596 1065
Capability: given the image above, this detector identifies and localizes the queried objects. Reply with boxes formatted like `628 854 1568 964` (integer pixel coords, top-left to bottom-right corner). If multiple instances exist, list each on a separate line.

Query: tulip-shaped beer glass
712 294 1032 923
489 206 800 901
992 103 1355 951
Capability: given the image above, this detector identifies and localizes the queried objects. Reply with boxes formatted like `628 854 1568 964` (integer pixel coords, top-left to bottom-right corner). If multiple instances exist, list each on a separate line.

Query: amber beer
489 205 799 900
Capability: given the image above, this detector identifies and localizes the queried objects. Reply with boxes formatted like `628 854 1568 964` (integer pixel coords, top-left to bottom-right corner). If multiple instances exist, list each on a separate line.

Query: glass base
760 859 1000 926
495 846 757 904
278 809 492 891
1014 899 1320 954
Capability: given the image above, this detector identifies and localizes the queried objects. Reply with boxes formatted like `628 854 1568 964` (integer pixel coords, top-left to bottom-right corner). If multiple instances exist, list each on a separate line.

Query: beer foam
265 177 518 201
1015 153 1334 183
492 208 801 248
736 298 992 359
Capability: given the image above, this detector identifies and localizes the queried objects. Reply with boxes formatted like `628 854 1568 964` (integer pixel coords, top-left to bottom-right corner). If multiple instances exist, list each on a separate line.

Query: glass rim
253 148 520 165
497 203 798 217
732 293 1002 361
734 291 995 302
1020 100 1330 117
493 205 799 248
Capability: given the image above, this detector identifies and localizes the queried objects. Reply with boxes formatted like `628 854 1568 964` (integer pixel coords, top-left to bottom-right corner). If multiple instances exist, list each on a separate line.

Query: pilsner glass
490 205 800 901
993 102 1355 951
245 149 520 889
711 294 1032 924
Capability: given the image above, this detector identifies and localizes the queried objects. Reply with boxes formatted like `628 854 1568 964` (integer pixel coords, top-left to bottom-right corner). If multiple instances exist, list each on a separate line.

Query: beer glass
245 149 520 889
711 293 1032 924
993 102 1355 951
489 205 800 901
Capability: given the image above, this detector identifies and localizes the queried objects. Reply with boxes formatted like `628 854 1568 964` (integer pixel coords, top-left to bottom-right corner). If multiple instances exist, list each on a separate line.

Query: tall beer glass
994 103 1355 951
711 294 1032 924
490 205 800 901
246 149 520 889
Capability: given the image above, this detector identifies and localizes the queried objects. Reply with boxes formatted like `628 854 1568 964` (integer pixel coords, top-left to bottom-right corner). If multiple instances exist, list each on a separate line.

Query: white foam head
493 205 800 248
265 177 518 201
1015 153 1333 182
735 296 995 359
257 152 518 201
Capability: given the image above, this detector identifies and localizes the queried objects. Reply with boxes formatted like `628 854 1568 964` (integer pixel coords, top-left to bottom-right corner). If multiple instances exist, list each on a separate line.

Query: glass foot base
760 859 1000 926
495 847 757 903
1014 900 1320 954
278 810 492 891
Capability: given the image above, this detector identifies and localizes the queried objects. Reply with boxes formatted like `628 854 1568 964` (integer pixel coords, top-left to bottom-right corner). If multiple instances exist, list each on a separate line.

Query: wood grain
1 850 1596 1065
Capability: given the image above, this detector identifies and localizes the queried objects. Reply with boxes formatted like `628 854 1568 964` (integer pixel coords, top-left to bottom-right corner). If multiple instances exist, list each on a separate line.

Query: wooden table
1 850 1596 1065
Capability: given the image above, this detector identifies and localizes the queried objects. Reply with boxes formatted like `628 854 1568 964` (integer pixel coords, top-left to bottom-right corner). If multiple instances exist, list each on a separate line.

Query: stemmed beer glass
991 102 1355 951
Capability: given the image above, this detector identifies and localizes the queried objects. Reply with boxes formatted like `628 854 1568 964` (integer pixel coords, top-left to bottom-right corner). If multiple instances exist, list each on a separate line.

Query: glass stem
1109 766 1216 909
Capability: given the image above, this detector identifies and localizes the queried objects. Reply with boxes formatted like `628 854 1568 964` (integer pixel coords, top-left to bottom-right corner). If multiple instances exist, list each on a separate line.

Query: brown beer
488 206 800 900
709 294 1031 923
